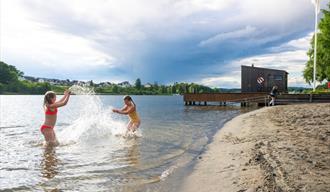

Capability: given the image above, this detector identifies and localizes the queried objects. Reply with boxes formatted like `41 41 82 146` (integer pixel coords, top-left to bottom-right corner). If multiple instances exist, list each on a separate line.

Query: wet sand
181 104 330 192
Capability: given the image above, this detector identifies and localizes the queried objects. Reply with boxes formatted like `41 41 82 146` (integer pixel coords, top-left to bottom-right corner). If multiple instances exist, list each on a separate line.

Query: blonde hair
44 91 56 106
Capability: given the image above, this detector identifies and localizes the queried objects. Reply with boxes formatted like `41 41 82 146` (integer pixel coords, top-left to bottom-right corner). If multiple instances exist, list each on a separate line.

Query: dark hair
44 91 56 106
123 95 136 107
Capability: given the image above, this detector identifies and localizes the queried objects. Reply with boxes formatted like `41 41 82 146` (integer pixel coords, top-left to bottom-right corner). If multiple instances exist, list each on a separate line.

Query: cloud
199 74 241 88
1 0 329 84
199 26 257 47
268 33 313 52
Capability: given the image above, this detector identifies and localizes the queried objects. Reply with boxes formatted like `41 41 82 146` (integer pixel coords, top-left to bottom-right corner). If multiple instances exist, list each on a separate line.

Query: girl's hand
112 109 118 113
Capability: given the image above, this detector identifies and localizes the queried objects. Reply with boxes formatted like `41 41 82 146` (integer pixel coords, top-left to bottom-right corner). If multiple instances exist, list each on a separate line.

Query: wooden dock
183 93 330 106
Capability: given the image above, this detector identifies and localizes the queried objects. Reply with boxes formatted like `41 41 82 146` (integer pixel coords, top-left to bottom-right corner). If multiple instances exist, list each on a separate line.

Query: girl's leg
125 121 133 136
51 131 59 146
131 122 140 132
42 128 54 146
127 121 133 131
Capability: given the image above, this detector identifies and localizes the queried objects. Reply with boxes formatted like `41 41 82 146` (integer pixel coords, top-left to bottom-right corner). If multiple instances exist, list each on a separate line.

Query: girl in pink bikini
41 90 71 146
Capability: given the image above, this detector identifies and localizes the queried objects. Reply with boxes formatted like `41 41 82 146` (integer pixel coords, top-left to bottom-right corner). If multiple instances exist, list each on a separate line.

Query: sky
0 0 329 88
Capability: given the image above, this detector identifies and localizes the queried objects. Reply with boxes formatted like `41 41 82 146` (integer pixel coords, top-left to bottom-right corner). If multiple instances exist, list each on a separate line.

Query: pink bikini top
45 107 57 115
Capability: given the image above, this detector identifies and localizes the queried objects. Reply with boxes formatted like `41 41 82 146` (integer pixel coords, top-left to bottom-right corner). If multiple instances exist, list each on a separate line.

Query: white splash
59 85 128 143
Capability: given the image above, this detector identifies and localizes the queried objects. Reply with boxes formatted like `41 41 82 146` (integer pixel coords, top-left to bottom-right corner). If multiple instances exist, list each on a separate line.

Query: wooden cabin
241 65 288 93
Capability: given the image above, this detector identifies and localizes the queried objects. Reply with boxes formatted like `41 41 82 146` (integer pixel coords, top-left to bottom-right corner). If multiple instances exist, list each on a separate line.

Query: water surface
0 95 251 191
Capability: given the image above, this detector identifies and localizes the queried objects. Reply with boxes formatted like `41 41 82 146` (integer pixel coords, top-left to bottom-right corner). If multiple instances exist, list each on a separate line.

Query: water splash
59 85 128 143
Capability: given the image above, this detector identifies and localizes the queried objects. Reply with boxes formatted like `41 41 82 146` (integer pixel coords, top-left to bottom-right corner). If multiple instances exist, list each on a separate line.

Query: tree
135 78 142 90
304 3 330 84
112 85 119 93
0 61 21 84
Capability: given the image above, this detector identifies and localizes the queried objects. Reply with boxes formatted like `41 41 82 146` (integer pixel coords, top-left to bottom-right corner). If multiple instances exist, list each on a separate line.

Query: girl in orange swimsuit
112 95 141 135
41 90 71 146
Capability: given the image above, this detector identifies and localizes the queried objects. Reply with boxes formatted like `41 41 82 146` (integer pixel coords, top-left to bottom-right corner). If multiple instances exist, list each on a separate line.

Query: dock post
189 101 192 105
185 101 188 106
204 101 207 106
192 101 196 105
223 102 226 106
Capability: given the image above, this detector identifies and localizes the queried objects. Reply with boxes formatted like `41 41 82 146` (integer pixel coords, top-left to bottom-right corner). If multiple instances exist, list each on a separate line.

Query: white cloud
199 74 241 88
173 0 233 16
1 1 116 71
268 33 313 52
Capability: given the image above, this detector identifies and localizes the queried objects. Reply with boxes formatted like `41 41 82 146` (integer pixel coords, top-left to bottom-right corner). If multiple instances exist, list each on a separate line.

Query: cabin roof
241 65 289 74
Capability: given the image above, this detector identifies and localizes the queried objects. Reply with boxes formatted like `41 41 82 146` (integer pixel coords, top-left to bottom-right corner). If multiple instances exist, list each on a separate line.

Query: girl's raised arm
58 90 70 102
48 91 71 108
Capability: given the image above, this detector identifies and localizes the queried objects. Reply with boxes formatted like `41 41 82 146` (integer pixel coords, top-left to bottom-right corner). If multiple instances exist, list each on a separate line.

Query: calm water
0 95 251 191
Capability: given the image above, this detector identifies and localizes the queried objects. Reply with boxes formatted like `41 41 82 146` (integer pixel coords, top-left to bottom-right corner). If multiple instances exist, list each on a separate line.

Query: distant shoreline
0 93 178 96
180 103 330 192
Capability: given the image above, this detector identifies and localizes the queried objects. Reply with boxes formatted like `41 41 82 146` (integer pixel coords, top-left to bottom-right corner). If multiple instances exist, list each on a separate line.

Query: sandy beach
181 103 330 192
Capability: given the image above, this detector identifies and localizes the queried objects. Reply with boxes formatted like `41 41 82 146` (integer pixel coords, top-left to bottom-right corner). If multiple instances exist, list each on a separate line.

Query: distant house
118 81 131 88
99 82 112 87
144 83 152 88
241 65 288 93
48 80 56 85
37 78 45 83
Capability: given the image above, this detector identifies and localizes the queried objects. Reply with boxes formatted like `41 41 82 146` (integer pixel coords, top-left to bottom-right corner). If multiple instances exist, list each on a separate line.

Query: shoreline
180 103 330 192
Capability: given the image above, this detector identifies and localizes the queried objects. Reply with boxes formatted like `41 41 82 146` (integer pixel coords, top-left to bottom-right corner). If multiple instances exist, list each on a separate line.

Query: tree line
0 61 219 95
96 78 219 95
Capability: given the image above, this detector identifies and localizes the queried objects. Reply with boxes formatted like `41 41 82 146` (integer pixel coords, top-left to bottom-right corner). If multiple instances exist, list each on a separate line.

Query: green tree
0 61 21 84
304 3 330 84
135 78 142 90
112 85 119 93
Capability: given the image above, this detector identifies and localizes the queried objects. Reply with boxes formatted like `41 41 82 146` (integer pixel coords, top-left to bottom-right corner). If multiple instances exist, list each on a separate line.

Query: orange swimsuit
128 110 140 123
40 107 57 132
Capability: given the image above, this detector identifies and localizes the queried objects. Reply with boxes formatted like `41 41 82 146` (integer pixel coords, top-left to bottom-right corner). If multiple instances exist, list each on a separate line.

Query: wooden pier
183 93 330 106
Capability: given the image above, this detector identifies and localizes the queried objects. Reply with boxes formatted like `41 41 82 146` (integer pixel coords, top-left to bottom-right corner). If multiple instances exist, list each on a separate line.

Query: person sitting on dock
269 86 278 106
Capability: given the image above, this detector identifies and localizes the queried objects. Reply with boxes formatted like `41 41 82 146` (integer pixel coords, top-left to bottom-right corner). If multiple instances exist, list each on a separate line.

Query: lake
0 94 253 191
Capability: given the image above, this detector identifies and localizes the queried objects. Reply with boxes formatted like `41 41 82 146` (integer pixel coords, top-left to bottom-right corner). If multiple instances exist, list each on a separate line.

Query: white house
144 83 153 88
118 81 131 88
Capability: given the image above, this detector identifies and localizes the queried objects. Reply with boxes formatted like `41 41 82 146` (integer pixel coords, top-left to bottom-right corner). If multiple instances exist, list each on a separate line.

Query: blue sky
1 0 329 88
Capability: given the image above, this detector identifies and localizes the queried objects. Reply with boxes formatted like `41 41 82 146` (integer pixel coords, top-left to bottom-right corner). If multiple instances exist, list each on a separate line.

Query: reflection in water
40 146 59 179
125 139 140 167
119 139 143 192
